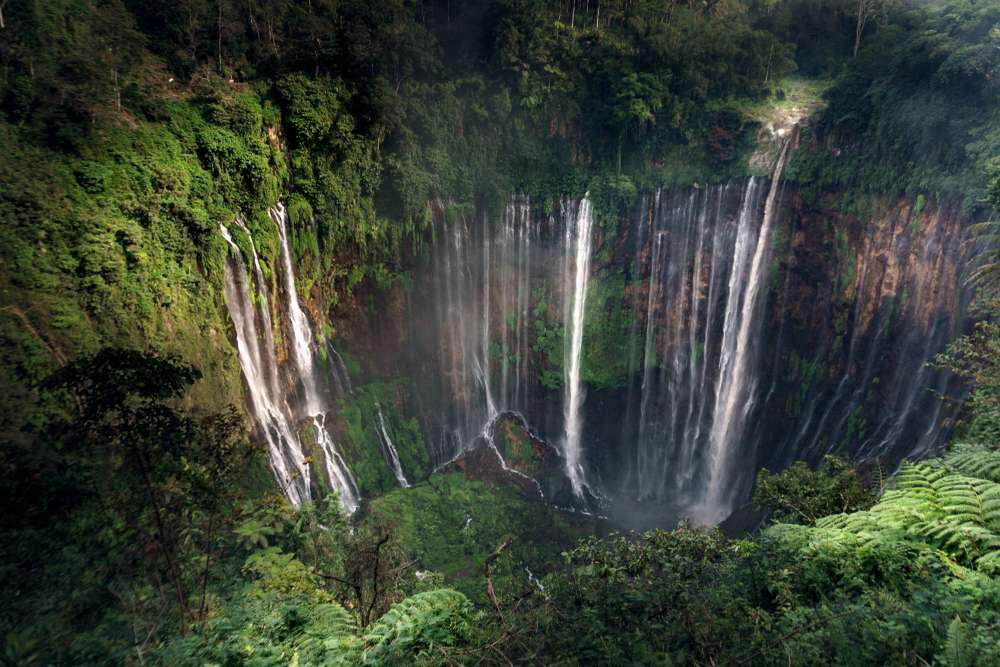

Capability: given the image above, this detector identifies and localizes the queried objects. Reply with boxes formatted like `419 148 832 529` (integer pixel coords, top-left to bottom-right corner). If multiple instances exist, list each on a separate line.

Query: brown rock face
296 182 971 522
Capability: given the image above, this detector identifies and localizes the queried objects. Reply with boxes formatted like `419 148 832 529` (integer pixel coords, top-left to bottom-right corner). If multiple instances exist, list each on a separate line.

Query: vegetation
337 381 430 496
785 0 1000 211
754 455 879 524
1 0 999 664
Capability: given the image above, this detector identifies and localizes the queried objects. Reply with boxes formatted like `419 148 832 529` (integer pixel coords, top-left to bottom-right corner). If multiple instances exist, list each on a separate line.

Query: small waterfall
327 342 354 395
271 204 360 514
376 406 410 488
562 197 595 498
220 223 311 506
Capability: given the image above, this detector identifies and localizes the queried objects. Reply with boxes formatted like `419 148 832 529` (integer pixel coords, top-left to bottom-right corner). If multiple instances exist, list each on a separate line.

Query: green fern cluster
156 586 475 666
775 445 1000 576
360 589 474 665
941 443 1000 484
293 589 475 666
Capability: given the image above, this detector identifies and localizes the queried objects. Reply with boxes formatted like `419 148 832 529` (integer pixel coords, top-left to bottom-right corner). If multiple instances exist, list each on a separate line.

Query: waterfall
376 407 410 488
421 198 538 460
562 197 595 498
410 164 962 523
271 204 360 514
220 223 311 506
698 139 792 520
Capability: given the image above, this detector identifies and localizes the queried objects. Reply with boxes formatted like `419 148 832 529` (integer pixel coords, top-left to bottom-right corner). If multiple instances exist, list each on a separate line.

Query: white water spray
562 197 595 498
220 223 311 506
699 140 792 520
271 204 360 514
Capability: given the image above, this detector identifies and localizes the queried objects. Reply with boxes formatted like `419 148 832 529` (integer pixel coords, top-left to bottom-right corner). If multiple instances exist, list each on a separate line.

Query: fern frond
362 589 473 665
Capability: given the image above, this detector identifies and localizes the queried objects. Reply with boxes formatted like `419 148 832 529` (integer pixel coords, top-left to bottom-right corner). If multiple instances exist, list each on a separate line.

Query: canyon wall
328 180 971 524
217 173 971 525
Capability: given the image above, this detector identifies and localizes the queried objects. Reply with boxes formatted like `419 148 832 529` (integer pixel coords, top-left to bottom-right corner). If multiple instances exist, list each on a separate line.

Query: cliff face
753 190 967 475
332 181 971 522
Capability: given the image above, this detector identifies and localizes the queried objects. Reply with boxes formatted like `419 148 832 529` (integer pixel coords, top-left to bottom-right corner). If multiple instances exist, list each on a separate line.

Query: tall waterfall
562 197 595 497
626 181 766 509
271 204 360 514
220 222 311 506
418 197 538 463
698 139 792 520
220 207 359 514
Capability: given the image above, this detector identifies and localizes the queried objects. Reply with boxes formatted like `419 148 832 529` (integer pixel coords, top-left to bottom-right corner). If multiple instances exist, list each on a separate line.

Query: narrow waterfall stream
220 223 311 506
376 406 410 488
562 197 595 498
271 204 360 514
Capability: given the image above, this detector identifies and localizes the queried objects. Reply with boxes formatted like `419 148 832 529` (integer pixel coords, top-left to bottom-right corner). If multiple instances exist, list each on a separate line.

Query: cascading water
625 180 765 510
376 406 410 488
698 139 792 520
562 197 595 498
418 197 539 463
408 153 965 522
271 204 360 514
220 223 311 506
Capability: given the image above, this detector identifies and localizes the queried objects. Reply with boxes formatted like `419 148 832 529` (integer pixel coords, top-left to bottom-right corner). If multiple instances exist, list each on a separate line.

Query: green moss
367 473 585 606
532 286 564 391
582 270 639 390
911 193 926 234
836 227 856 294
0 86 288 428
338 381 431 496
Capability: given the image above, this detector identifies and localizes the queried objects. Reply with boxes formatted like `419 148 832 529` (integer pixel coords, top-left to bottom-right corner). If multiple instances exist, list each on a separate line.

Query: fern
941 444 1000 483
937 617 975 667
361 589 474 665
773 450 1000 574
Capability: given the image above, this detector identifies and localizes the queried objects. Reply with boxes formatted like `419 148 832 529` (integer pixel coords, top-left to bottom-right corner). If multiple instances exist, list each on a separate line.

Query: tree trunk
854 0 867 58
217 0 224 74
137 451 191 634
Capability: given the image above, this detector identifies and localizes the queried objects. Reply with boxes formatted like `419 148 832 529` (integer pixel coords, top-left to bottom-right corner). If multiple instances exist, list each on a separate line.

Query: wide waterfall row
626 181 769 514
220 205 359 513
412 158 963 523
414 180 789 516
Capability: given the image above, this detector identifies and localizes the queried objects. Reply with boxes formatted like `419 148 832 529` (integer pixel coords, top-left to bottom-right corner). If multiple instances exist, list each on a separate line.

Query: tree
48 348 256 634
753 455 879 524
853 0 896 57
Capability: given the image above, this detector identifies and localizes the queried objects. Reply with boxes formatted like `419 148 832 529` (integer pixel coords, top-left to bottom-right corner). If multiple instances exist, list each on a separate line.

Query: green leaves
940 616 975 667
810 456 1000 572
754 455 878 525
235 518 277 550
362 589 475 665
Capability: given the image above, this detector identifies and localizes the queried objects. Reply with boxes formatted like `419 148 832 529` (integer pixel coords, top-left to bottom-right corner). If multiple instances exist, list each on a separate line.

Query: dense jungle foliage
2 0 1000 664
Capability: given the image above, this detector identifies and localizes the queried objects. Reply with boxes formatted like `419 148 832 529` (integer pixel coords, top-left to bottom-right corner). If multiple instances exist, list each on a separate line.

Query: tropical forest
2 0 1000 664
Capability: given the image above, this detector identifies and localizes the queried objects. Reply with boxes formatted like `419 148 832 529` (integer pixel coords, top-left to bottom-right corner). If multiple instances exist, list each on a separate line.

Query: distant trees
493 0 794 169
753 455 878 524
0 0 147 125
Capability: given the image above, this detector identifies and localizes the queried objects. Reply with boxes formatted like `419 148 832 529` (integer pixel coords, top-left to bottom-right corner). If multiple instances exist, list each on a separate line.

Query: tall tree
853 0 895 57
49 348 255 634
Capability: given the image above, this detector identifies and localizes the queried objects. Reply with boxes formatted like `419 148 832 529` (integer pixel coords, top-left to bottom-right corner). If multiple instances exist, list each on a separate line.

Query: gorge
218 129 970 528
3 0 998 663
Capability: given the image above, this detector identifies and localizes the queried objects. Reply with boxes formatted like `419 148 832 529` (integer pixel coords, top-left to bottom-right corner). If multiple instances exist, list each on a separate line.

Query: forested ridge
1 0 999 664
